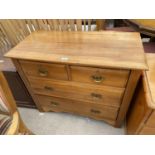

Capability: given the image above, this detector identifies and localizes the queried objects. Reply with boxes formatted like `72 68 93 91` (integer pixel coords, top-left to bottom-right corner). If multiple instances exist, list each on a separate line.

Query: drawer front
36 95 118 121
36 95 90 115
70 66 129 87
20 60 68 80
140 126 155 135
146 111 155 128
89 104 118 120
30 77 124 108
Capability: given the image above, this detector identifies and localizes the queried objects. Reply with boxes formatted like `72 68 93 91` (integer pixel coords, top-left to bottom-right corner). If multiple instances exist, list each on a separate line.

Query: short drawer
30 77 124 108
36 94 118 121
70 66 130 87
20 60 68 80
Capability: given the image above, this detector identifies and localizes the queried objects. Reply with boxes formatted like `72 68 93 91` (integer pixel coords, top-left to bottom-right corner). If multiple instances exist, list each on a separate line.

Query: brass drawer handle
38 69 48 77
91 93 102 99
91 75 104 83
90 109 101 114
51 101 59 106
44 86 54 91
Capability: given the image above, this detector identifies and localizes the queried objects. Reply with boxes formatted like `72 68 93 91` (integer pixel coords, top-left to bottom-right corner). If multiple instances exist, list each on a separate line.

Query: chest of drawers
126 53 155 134
5 31 147 127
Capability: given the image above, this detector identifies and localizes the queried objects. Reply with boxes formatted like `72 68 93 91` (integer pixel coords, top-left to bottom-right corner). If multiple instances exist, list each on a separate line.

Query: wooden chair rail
6 111 19 135
0 19 105 56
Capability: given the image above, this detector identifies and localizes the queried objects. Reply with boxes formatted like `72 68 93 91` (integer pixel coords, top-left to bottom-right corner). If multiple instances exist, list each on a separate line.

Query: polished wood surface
36 94 118 121
124 19 155 36
0 19 106 55
6 31 147 127
5 31 148 70
146 111 155 128
126 76 152 134
115 70 141 127
145 53 155 109
126 53 155 134
71 66 129 87
20 60 68 80
6 112 19 135
140 126 155 135
30 77 124 108
36 94 90 114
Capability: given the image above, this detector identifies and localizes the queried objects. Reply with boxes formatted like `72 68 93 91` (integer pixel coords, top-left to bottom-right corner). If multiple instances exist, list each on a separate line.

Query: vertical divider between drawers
66 65 72 81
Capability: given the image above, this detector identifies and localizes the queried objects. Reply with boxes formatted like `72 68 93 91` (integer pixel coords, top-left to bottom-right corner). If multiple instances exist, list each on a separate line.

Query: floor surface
19 107 124 135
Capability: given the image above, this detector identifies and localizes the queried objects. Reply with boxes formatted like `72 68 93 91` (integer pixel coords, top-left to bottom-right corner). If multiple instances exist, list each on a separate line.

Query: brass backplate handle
90 109 101 114
38 68 48 77
44 86 54 91
91 75 104 83
91 93 102 99
51 101 59 106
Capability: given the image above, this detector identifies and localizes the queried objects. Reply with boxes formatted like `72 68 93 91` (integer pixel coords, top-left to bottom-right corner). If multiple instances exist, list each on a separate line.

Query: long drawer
20 60 68 80
30 77 125 108
70 66 129 87
36 94 119 121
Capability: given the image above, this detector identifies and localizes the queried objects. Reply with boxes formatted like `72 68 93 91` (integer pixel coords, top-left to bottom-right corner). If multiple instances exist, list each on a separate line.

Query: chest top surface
5 31 148 70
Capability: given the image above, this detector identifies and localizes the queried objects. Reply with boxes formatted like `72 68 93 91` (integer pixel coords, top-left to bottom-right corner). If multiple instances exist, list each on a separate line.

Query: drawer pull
51 101 59 106
38 69 48 77
44 86 54 91
91 93 102 99
90 109 101 114
91 75 104 83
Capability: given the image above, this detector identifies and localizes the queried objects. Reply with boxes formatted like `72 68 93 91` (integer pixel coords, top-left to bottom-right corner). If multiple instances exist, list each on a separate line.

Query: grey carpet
19 107 124 135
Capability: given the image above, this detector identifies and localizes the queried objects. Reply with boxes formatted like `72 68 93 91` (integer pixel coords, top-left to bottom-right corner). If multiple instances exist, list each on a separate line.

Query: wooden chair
0 72 32 135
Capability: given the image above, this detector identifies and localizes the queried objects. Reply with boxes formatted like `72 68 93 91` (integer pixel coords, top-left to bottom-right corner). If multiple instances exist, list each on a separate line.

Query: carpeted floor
19 107 124 135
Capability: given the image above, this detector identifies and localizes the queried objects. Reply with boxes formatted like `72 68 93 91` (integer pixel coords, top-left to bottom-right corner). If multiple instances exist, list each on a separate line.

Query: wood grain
0 19 106 56
146 111 155 128
36 94 118 121
6 111 19 135
5 31 148 70
126 53 155 134
20 60 68 81
115 70 141 127
140 126 155 135
126 77 152 134
145 53 155 108
5 30 147 127
30 77 124 108
71 66 129 87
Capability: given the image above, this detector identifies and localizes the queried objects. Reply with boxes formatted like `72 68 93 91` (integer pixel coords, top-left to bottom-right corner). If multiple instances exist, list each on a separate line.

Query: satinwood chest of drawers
5 31 148 127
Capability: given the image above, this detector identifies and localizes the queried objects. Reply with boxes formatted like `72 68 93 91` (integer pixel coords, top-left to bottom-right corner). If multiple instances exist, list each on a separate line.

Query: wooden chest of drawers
126 53 155 134
5 31 147 127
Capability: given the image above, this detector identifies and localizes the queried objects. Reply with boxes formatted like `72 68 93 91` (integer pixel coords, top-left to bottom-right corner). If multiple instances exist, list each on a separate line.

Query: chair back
0 72 32 135
0 19 105 55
